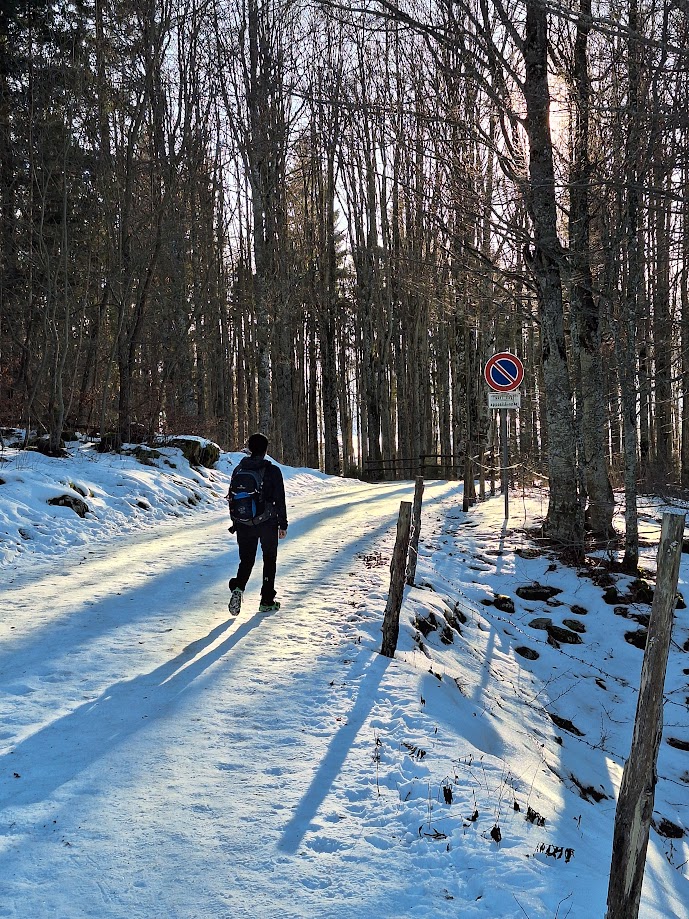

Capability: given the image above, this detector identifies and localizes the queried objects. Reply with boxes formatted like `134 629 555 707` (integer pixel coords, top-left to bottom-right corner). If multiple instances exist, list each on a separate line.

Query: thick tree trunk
570 0 614 538
307 320 319 469
523 1 583 552
274 310 298 465
651 149 673 473
320 223 341 474
620 0 641 572
681 161 689 487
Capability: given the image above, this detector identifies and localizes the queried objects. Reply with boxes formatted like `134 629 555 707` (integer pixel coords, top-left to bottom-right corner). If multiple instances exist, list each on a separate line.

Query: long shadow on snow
0 495 416 814
0 482 449 826
277 655 391 855
278 479 464 603
0 613 262 813
270 480 471 853
0 481 414 676
412 490 510 757
286 480 420 535
265 483 441 604
0 479 450 679
0 521 234 680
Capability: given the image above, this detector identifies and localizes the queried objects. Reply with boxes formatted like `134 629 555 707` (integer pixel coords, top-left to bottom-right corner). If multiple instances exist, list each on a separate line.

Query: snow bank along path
1 471 463 918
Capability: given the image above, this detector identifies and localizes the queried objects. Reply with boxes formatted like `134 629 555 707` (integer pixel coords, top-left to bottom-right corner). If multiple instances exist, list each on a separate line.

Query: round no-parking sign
484 352 524 392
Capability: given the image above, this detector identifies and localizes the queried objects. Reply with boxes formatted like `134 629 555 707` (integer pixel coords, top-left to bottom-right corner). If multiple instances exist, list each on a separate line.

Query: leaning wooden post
606 511 686 919
380 501 412 658
406 477 424 586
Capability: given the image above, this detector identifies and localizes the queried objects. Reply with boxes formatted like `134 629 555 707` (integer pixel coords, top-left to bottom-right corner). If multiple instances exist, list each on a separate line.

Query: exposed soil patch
570 774 608 802
548 712 584 737
653 817 684 839
625 629 648 650
493 594 515 614
516 584 562 602
47 494 89 518
562 618 586 634
414 613 438 638
667 737 689 752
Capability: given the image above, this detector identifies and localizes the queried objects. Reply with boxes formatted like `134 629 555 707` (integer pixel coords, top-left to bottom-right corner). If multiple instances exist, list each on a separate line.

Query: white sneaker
228 588 243 615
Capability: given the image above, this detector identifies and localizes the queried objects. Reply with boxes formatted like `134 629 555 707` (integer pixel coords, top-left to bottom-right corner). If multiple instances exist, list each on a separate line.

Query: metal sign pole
500 408 509 520
484 352 524 524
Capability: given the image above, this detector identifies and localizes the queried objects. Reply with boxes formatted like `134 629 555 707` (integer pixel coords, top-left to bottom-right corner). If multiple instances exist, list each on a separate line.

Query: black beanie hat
247 432 269 456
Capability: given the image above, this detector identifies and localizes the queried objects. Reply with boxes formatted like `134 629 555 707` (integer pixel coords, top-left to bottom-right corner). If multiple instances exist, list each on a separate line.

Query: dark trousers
230 520 279 603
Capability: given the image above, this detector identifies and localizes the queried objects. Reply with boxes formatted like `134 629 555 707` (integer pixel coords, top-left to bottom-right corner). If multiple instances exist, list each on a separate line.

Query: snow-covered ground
1 440 689 918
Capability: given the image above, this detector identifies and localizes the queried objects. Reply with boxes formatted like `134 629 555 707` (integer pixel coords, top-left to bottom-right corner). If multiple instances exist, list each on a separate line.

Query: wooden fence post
380 501 412 658
406 477 424 586
606 511 686 919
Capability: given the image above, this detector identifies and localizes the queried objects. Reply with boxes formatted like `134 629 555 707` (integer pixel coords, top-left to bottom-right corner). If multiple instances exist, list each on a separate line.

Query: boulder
493 594 515 614
130 446 161 466
413 613 438 638
199 442 220 467
516 583 562 602
439 625 454 645
47 494 89 518
529 616 582 644
170 438 220 468
548 625 583 645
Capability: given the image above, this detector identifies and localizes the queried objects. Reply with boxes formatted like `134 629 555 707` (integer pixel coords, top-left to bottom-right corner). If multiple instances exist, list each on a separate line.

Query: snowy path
1 477 459 919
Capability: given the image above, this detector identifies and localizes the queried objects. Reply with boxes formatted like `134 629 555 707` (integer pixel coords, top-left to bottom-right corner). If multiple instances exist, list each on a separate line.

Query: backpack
227 462 275 526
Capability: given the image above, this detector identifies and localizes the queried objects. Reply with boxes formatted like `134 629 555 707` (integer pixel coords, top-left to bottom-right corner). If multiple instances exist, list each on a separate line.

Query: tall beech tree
567 0 615 539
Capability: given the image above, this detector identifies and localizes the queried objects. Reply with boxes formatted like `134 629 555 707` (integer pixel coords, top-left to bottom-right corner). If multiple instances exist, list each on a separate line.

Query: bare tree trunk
651 145 673 474
381 501 412 658
681 157 689 487
606 512 685 919
523 0 583 552
320 147 341 475
406 477 424 585
619 0 642 572
569 0 614 538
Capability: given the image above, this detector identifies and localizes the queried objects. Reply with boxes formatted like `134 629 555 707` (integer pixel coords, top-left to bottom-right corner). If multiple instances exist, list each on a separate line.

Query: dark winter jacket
237 456 288 530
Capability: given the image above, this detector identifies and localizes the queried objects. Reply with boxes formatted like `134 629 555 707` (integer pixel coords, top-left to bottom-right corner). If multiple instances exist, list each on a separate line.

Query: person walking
227 433 288 615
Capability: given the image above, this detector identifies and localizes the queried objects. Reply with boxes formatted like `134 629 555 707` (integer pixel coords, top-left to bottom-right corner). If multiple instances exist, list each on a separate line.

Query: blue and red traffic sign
484 352 524 392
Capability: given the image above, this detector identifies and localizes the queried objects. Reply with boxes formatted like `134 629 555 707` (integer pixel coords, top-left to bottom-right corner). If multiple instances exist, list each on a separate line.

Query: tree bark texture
570 0 614 538
606 512 685 919
381 501 412 658
523 1 583 553
406 477 424 586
